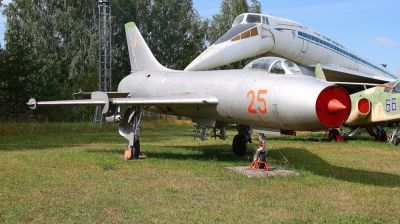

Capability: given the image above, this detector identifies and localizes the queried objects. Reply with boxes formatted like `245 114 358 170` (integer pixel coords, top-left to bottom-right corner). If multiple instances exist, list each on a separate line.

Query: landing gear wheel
232 134 247 156
328 129 339 141
374 127 387 142
132 140 140 159
393 136 399 146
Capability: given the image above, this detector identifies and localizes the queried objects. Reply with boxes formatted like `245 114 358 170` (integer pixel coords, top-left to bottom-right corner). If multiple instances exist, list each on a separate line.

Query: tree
2 0 208 121
0 18 39 121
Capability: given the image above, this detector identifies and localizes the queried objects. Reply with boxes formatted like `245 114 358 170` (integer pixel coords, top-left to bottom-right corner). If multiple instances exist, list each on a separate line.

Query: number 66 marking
247 90 268 114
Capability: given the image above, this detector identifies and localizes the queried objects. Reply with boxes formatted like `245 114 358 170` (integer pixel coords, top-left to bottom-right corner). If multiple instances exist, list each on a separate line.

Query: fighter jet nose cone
327 98 347 113
316 86 351 128
184 46 224 71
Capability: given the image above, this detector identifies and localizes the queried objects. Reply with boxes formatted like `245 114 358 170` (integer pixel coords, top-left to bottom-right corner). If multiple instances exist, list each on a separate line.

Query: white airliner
185 13 399 89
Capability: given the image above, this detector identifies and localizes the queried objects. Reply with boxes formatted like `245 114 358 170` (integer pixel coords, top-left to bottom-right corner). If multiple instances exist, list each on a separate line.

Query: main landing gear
388 123 399 146
119 106 143 159
232 124 252 156
327 126 345 142
373 125 387 142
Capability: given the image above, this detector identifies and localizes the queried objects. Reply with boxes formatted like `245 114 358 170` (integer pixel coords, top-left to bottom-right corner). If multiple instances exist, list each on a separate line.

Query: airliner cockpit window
284 60 302 74
233 15 244 26
246 14 261 24
270 61 285 74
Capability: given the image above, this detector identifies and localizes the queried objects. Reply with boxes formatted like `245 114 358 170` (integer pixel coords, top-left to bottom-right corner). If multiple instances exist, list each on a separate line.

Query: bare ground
227 166 300 178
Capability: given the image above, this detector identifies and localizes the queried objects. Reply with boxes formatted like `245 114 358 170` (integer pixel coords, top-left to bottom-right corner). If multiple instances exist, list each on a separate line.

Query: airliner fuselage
185 13 397 84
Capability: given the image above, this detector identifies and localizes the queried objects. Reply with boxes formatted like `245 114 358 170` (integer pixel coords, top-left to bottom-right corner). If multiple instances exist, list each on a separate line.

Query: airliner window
246 14 261 24
270 61 285 74
284 60 301 73
233 15 244 26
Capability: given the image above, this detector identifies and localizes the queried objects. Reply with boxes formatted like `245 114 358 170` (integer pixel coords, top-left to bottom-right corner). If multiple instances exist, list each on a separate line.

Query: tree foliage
1 0 208 121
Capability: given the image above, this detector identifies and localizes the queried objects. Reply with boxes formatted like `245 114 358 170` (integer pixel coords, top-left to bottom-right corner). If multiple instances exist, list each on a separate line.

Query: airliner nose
185 24 274 71
185 46 224 71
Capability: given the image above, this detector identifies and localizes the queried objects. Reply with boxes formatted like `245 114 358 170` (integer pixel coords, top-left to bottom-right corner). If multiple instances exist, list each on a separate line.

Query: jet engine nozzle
316 86 351 128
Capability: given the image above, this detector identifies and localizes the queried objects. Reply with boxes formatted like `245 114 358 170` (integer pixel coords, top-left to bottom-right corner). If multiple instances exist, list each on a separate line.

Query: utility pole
94 0 112 127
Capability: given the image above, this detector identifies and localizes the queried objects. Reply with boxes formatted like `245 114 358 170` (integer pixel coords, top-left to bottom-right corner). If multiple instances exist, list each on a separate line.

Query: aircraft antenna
94 0 112 127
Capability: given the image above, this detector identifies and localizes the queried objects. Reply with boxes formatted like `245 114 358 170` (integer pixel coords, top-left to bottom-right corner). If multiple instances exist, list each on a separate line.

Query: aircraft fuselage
185 13 396 84
119 67 350 131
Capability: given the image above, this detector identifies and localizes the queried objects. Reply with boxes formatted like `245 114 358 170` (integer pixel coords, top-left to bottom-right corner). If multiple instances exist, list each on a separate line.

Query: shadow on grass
88 144 400 188
269 148 400 188
88 144 250 163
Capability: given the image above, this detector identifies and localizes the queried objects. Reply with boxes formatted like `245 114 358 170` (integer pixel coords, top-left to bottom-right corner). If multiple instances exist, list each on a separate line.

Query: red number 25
247 90 268 114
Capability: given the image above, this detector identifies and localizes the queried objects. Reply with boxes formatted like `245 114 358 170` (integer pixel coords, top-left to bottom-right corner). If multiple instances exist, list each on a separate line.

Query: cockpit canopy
232 13 269 26
246 57 302 75
384 81 400 93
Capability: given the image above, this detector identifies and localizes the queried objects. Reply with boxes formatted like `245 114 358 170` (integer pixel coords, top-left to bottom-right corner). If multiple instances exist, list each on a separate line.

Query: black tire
328 129 339 141
374 126 387 142
232 134 247 156
393 136 399 146
380 129 387 142
132 140 140 159
375 130 387 142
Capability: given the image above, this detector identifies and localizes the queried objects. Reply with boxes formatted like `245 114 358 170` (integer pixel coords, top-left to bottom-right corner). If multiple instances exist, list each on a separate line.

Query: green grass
0 121 399 223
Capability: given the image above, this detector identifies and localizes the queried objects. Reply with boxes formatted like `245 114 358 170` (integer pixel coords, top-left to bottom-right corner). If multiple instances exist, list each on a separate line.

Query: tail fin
315 63 327 81
125 22 172 72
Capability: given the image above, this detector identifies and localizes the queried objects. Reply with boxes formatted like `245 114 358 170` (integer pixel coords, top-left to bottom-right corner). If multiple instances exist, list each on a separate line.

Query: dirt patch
227 166 300 178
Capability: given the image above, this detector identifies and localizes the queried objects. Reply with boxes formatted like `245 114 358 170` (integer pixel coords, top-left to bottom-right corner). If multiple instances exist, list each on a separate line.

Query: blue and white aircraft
185 13 399 90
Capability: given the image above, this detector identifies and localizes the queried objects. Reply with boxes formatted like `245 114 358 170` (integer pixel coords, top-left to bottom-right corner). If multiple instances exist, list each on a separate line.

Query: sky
1 0 399 72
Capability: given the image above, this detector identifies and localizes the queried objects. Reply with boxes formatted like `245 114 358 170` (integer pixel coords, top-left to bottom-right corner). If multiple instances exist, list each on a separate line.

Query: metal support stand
249 133 273 171
94 1 112 127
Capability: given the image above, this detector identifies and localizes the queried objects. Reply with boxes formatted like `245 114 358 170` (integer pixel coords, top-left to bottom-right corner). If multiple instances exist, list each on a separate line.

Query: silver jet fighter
27 22 352 158
185 13 398 88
